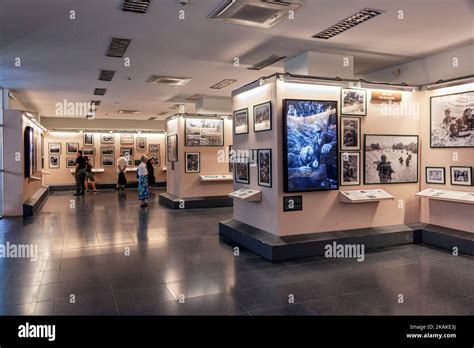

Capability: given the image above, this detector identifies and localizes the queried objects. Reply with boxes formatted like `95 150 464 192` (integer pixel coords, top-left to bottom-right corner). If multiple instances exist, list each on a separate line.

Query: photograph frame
340 116 361 151
253 101 272 133
101 156 115 167
120 147 134 158
425 167 446 185
234 161 250 185
341 88 367 116
48 142 61 155
136 137 147 151
233 108 249 135
100 146 115 156
66 157 76 168
82 148 95 156
185 152 200 173
100 134 115 144
149 144 160 155
340 152 361 186
184 118 225 146
120 134 134 145
49 155 60 169
450 166 473 186
83 133 94 146
167 134 178 162
66 142 79 155
257 149 272 188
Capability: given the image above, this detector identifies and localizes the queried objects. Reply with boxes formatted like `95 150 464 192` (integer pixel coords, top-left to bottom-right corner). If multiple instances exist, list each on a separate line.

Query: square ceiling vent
146 75 191 86
122 0 151 14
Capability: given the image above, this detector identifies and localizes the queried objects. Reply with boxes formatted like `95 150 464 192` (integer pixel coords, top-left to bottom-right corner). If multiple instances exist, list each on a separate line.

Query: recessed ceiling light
210 79 237 89
94 88 107 96
118 110 140 114
98 70 116 81
121 0 151 14
106 38 131 58
146 75 191 86
248 55 286 70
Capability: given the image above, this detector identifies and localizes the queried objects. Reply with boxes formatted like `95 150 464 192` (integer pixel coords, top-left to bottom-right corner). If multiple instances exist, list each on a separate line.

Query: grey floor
0 189 473 315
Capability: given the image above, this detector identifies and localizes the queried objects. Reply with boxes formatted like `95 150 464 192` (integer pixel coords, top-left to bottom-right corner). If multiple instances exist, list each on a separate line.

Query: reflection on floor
0 189 473 315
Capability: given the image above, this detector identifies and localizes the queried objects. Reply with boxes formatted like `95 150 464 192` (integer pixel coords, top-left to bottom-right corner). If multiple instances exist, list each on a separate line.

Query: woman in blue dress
137 155 149 208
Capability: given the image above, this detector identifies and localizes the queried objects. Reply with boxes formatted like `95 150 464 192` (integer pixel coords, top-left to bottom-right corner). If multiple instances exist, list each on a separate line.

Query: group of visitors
73 150 157 208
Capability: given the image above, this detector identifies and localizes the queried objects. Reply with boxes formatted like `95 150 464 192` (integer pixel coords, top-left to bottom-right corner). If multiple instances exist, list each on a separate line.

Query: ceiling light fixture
146 75 191 86
209 79 237 89
248 55 286 70
117 110 140 114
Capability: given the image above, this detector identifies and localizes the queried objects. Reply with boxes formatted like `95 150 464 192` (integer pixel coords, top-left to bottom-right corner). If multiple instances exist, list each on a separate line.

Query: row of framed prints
234 101 272 134
81 133 151 146
48 155 161 169
426 166 473 186
232 149 272 188
48 143 160 155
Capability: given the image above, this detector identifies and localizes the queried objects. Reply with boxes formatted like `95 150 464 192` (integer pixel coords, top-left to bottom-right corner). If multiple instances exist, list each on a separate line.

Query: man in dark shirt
74 150 87 196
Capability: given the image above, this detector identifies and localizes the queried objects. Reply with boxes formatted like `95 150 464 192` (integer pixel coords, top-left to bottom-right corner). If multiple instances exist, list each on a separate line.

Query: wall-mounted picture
167 134 178 162
341 152 360 186
149 144 160 154
85 157 94 168
82 148 95 156
134 159 141 166
341 116 361 151
185 152 200 173
233 108 249 135
66 157 76 168
185 118 224 146
48 143 61 154
136 137 146 151
101 134 115 144
127 157 134 166
228 145 234 172
254 102 272 132
430 91 474 148
257 149 272 187
154 156 160 166
283 99 339 192
101 146 115 156
450 166 472 186
66 142 79 154
234 161 250 184
341 88 367 116
120 147 133 158
101 156 115 167
364 134 418 184
49 155 60 169
84 133 94 146
120 134 134 145
425 167 445 185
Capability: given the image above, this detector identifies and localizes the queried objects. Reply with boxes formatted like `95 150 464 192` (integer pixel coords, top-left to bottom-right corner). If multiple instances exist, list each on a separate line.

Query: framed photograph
257 149 272 187
49 155 60 169
154 156 160 166
167 134 178 162
100 146 115 156
233 108 249 135
341 116 361 151
83 148 95 156
83 133 94 146
48 143 61 155
425 167 445 185
127 157 134 166
136 137 146 151
86 157 95 168
134 159 141 166
101 156 115 167
101 134 115 144
430 91 473 148
120 147 133 158
341 88 367 116
120 134 134 145
66 142 79 155
364 134 419 184
234 161 250 184
149 144 160 154
341 152 360 186
66 157 76 168
283 99 339 192
254 101 272 132
185 118 224 146
450 166 472 186
185 152 200 173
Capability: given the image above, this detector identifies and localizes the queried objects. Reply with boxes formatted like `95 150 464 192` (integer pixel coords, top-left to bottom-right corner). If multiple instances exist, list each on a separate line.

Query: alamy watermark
325 242 365 262
55 99 96 117
0 242 38 262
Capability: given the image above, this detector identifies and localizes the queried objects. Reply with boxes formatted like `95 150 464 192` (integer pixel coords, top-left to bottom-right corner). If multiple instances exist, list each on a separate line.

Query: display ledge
49 182 166 191
229 188 262 202
159 192 233 209
70 168 105 173
23 187 49 217
219 220 474 262
339 189 394 203
416 188 474 205
126 167 138 172
200 175 233 182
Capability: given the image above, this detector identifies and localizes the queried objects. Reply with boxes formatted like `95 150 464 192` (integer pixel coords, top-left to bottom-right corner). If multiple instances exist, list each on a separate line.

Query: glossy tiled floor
0 189 473 315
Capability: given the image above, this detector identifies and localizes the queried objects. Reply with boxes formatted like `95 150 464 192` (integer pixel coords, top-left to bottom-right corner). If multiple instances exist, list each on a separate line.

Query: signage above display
370 91 402 103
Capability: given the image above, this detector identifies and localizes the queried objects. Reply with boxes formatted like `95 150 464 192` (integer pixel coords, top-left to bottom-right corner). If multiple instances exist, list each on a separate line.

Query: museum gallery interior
0 0 473 319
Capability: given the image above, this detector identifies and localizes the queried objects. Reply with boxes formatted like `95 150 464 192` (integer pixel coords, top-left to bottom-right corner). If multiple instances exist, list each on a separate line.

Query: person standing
74 150 86 196
146 156 156 190
116 152 128 190
137 155 149 208
84 156 98 192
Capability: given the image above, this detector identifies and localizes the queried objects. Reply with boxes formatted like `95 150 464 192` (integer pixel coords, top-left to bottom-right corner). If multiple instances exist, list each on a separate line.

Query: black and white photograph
167 134 178 162
185 152 200 173
341 152 360 186
426 167 445 184
257 149 272 187
149 144 160 154
136 137 147 151
430 91 474 148
49 155 60 169
48 142 61 154
341 116 361 151
120 134 134 145
83 133 94 146
185 118 224 146
234 161 250 184
233 108 249 135
450 166 472 186
66 157 76 168
254 102 272 132
120 147 133 158
66 142 79 154
101 156 115 167
101 134 115 144
83 148 95 156
101 146 115 156
364 134 418 184
341 88 367 116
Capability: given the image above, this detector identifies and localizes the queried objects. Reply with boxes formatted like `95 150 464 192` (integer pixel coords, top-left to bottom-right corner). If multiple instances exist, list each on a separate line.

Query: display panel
185 152 200 173
364 134 418 184
167 134 178 162
430 90 473 148
283 99 338 192
185 118 224 146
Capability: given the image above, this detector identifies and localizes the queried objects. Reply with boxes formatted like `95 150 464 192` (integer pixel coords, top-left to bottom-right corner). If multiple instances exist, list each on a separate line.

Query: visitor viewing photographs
364 134 418 184
254 102 272 132
341 152 360 186
450 166 472 186
426 167 445 184
257 149 271 187
185 152 200 173
341 88 367 116
341 116 361 151
185 118 224 146
233 108 249 135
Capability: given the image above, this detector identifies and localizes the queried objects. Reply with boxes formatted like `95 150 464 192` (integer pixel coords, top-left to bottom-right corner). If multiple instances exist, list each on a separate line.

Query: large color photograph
185 118 224 146
283 99 338 192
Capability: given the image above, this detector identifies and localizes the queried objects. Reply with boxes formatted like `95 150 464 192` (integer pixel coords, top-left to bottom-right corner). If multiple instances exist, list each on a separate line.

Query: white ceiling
0 0 472 120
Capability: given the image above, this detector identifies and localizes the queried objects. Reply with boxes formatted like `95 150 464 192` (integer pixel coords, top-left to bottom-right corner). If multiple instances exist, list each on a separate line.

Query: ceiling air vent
248 54 286 70
147 117 157 120
312 8 385 39
118 110 140 114
209 0 302 29
169 104 182 110
146 75 191 86
106 38 131 58
98 70 116 81
91 100 101 106
186 94 206 101
157 111 168 116
122 0 151 14
94 88 107 96
210 79 237 89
